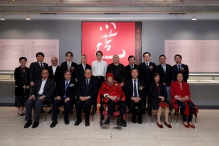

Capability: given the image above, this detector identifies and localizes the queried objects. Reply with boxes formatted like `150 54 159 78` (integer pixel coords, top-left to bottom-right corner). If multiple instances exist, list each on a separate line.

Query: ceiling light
12 0 16 2
26 13 30 20
192 14 197 20
0 14 5 20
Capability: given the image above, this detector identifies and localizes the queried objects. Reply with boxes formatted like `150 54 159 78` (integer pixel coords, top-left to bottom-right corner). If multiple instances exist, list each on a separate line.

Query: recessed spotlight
26 13 31 20
12 0 16 2
0 14 5 20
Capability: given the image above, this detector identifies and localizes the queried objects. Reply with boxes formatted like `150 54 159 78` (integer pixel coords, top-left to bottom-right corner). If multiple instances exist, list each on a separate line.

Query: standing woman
14 57 30 116
149 73 172 128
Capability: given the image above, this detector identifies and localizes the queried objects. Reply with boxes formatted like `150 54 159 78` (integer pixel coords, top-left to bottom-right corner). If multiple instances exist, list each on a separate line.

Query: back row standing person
138 52 157 115
125 55 139 81
76 54 91 82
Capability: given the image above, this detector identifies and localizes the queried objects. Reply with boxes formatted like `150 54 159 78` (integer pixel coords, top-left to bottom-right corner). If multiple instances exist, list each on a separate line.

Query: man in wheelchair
99 73 127 127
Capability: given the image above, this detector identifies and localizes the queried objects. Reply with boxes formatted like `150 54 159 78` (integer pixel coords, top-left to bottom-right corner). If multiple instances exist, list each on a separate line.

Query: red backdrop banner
82 22 141 66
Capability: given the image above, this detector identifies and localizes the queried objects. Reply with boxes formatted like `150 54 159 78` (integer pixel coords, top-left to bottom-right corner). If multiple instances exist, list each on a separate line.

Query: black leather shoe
74 119 82 126
138 116 142 124
132 116 136 123
41 109 45 113
104 116 110 124
117 120 122 126
50 121 58 128
85 121 90 126
64 119 69 125
122 120 127 127
24 120 32 128
32 121 39 128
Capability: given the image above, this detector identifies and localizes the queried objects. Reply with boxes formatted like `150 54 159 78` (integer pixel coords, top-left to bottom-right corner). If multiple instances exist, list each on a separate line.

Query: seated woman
170 72 198 128
99 73 127 127
149 73 172 128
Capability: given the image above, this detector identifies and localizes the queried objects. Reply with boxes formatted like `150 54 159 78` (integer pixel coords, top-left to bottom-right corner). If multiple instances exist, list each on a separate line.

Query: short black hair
66 51 73 57
143 52 151 57
64 70 72 75
177 72 183 76
131 68 138 72
174 54 182 59
128 55 135 60
41 68 49 73
36 52 44 57
19 57 27 62
96 51 103 56
159 54 166 58
82 54 86 57
154 73 160 77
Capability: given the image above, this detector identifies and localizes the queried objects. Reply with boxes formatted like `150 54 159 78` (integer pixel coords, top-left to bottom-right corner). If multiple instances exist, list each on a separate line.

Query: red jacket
170 81 198 117
99 81 125 103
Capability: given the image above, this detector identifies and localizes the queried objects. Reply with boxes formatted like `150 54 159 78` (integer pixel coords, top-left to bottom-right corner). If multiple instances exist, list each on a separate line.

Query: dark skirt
150 100 172 111
15 95 28 107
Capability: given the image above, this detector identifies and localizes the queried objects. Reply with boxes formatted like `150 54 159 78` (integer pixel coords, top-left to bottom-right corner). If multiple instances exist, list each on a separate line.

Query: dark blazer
125 78 146 100
156 64 172 86
149 82 171 110
60 61 78 81
107 63 127 83
172 64 189 82
138 62 156 87
76 63 91 82
77 78 98 101
56 79 76 102
48 65 62 85
30 78 55 101
14 66 30 96
29 62 48 83
125 64 139 81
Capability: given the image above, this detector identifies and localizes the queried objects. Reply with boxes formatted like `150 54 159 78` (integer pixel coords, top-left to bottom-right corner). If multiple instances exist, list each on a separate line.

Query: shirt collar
42 78 47 81
52 65 57 67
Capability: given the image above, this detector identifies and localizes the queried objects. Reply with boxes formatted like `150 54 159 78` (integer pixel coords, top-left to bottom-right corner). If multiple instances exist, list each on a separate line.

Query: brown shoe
157 122 163 128
164 121 172 128
183 123 190 128
188 123 195 129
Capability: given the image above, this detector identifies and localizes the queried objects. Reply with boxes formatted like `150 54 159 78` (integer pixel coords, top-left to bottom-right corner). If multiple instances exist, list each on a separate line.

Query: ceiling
1 0 219 20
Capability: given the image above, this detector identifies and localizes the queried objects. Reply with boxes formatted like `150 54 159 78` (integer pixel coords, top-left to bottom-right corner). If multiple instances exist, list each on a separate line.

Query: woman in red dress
99 73 127 126
170 72 198 128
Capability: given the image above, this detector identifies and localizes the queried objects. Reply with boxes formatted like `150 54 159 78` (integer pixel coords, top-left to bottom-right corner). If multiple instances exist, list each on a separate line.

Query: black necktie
86 79 89 91
146 62 149 69
40 63 44 70
178 65 181 71
134 80 137 97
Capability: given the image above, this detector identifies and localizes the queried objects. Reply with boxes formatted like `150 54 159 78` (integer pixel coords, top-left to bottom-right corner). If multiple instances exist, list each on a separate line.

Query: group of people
14 50 198 129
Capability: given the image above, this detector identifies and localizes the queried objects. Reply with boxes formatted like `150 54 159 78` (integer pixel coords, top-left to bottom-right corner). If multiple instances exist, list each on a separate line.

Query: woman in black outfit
149 73 172 128
14 57 30 116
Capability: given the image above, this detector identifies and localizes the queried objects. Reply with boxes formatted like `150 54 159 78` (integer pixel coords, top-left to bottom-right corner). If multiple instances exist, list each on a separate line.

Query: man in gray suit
24 69 54 128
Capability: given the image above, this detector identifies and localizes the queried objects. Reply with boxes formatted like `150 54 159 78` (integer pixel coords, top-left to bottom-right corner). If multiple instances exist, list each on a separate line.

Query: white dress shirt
38 62 44 67
67 61 72 70
52 65 57 75
82 63 86 71
38 79 47 95
132 78 139 97
92 60 107 77
145 61 150 66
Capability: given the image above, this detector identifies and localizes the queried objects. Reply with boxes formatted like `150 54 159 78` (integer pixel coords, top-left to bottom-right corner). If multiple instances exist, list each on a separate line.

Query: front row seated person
170 72 198 129
74 69 98 126
125 68 146 124
149 73 172 128
50 70 76 128
99 73 127 127
24 69 54 128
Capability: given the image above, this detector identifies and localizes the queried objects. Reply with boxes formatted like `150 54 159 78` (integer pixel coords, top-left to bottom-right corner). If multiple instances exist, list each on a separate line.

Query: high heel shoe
188 123 195 129
164 121 172 128
157 122 163 128
18 112 24 116
183 123 190 128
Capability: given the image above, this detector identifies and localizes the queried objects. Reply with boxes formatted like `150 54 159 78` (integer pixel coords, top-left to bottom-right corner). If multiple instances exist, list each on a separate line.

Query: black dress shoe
32 121 39 128
104 116 110 124
74 119 82 126
41 109 45 113
138 117 143 124
117 120 122 126
132 116 136 123
85 121 90 126
50 121 58 128
122 120 127 127
24 120 32 128
64 119 69 125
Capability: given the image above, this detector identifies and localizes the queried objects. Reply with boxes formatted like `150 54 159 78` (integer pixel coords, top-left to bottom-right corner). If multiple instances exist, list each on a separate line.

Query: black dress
149 82 172 110
14 66 30 107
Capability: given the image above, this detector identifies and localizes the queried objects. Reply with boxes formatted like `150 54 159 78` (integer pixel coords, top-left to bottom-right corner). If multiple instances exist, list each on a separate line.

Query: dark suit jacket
77 78 98 101
156 64 172 86
48 65 61 85
125 64 139 81
138 62 156 87
14 66 30 96
76 63 91 82
29 62 48 83
172 64 189 82
106 63 127 83
56 79 76 102
31 78 54 101
60 61 78 81
125 78 146 100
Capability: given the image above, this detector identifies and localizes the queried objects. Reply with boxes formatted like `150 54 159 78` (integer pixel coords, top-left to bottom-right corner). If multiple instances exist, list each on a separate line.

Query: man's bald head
51 57 58 66
84 69 92 79
113 54 119 64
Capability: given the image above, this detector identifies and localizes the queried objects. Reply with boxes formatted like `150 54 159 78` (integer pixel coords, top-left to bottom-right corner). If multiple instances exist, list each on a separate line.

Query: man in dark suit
172 54 189 82
156 55 172 102
125 68 146 124
24 69 54 129
50 70 76 128
47 57 62 113
60 51 78 81
76 54 91 82
138 52 156 114
75 69 98 126
125 55 139 81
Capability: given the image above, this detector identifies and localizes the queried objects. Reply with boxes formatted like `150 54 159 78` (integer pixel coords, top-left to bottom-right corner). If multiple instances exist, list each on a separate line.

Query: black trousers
176 100 194 122
52 99 71 121
129 99 146 116
25 95 47 121
76 99 94 121
105 100 127 116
